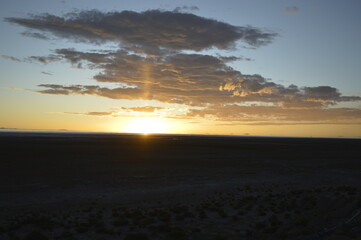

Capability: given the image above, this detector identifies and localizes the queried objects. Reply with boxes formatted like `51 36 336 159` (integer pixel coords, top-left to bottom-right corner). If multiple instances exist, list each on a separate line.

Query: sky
1 0 361 137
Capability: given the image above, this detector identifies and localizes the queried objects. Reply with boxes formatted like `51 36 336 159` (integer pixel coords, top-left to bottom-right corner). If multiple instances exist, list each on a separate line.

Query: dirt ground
0 132 360 240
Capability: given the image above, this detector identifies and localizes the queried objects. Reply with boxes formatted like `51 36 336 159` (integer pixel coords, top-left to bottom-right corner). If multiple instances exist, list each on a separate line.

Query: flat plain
0 132 360 240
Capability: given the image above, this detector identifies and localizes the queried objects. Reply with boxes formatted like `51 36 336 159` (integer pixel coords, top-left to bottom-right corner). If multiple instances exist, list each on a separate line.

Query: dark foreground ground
0 132 360 240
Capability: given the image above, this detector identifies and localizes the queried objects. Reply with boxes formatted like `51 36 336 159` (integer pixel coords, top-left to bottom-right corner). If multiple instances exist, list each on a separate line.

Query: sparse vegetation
1 184 360 240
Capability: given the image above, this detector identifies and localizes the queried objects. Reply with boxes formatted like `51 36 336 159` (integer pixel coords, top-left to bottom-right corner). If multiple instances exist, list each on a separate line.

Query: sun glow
124 118 168 134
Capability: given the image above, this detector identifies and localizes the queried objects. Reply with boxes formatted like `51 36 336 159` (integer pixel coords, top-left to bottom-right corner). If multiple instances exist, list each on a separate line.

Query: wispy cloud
63 106 166 117
6 87 24 91
121 106 165 113
64 111 113 116
284 6 300 14
41 71 53 75
21 31 51 40
0 127 19 130
1 55 21 62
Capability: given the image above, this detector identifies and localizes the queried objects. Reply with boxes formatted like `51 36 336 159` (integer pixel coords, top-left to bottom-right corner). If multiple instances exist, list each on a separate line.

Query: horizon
1 129 360 140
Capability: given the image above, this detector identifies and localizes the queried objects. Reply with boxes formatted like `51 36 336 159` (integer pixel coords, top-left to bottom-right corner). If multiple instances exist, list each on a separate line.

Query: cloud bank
4 9 361 124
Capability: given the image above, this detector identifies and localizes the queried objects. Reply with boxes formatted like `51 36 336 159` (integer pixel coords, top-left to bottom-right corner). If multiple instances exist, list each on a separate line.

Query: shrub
24 231 49 240
8 233 21 240
124 232 149 240
75 223 90 233
197 209 207 219
212 235 228 240
112 218 129 226
269 214 281 226
59 231 74 238
169 227 187 240
150 223 171 233
157 211 171 222
254 221 266 230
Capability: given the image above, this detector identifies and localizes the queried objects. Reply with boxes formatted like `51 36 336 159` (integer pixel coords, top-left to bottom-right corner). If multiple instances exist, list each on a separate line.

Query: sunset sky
1 0 361 137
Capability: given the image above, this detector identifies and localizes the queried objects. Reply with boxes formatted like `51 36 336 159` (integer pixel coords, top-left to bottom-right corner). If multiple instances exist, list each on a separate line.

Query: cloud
21 31 51 40
32 47 361 109
218 55 253 62
284 7 300 14
1 55 21 62
300 86 361 103
173 6 199 13
84 111 112 116
1 54 62 64
5 10 277 51
187 105 361 123
7 87 24 91
215 121 361 126
26 55 62 64
0 127 19 130
59 102 361 124
5 9 361 125
41 71 53 75
121 106 165 113
64 111 113 116
0 126 70 131
63 106 166 117
33 50 244 105
219 75 361 108
31 48 359 109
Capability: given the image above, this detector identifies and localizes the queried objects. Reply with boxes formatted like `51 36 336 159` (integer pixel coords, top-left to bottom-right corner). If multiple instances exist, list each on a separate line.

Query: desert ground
0 132 360 240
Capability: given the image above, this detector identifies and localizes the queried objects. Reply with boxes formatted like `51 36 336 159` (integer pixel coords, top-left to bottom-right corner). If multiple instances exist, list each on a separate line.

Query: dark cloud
284 6 300 14
5 10 277 51
303 86 340 101
1 55 21 62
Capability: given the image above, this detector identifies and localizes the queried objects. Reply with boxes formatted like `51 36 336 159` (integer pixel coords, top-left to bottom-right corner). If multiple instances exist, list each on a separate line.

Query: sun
124 118 168 134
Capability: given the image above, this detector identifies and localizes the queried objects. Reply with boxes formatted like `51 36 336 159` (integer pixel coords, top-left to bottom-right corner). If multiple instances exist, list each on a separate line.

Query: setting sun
124 118 168 134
